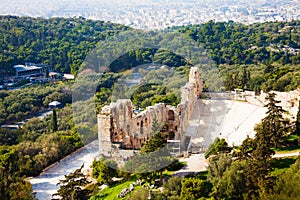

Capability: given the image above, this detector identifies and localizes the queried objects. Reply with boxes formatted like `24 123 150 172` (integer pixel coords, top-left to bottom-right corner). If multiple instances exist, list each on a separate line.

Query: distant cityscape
0 0 299 29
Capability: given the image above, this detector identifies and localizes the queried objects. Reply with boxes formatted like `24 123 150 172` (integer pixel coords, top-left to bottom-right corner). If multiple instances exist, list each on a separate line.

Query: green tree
0 146 36 200
126 188 149 200
207 153 232 185
162 176 182 198
0 128 20 145
140 128 169 184
52 108 58 132
180 178 212 200
141 132 167 154
258 92 288 148
124 120 174 185
92 158 118 185
53 164 91 200
241 93 288 198
151 117 163 135
236 135 254 159
210 160 247 200
7 179 37 200
204 137 231 159
268 158 300 199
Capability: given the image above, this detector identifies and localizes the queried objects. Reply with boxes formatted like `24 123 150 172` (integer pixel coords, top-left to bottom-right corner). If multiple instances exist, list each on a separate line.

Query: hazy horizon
1 0 299 29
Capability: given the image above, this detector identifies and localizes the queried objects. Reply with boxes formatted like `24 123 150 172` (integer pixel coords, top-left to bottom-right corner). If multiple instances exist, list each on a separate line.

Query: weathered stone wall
177 67 203 147
99 100 180 150
98 67 203 159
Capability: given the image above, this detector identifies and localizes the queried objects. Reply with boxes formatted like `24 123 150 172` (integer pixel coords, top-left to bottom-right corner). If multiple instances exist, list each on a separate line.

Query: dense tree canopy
180 21 300 66
1 17 300 92
92 158 118 185
0 16 129 76
0 83 72 125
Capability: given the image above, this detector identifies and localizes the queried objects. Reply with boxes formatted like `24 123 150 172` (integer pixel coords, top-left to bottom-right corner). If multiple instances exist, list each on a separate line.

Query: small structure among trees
48 101 62 109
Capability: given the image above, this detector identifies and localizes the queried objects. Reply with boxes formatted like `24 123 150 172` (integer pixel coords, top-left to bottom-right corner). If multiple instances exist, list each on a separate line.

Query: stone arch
168 131 175 140
140 121 144 134
126 124 130 136
168 110 175 121
123 105 126 124
113 132 118 141
119 105 123 123
291 101 295 107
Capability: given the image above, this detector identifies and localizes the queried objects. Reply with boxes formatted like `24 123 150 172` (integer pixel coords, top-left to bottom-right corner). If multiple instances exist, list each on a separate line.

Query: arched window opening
168 131 175 140
140 121 144 134
168 110 175 121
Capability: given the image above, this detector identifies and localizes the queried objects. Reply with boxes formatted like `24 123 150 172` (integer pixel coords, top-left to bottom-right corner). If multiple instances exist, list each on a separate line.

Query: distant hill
0 16 300 91
179 21 300 92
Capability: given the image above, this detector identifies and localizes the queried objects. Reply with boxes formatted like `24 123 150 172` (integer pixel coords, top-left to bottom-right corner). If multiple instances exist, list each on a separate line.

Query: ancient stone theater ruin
97 67 202 161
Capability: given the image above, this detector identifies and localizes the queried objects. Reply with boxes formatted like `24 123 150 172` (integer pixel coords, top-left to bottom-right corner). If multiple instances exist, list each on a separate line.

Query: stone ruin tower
97 67 202 161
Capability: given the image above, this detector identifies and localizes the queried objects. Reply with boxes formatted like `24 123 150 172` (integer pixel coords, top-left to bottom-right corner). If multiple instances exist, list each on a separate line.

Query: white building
14 63 54 77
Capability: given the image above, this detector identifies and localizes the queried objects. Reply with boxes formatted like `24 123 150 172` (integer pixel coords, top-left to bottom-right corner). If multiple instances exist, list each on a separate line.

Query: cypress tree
52 108 58 132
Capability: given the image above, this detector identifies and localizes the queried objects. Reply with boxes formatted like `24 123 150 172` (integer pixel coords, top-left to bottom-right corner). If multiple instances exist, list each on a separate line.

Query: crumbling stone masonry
97 67 203 159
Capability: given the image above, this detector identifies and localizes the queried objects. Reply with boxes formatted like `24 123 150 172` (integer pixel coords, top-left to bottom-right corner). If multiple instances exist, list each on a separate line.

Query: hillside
1 16 300 92
0 16 130 76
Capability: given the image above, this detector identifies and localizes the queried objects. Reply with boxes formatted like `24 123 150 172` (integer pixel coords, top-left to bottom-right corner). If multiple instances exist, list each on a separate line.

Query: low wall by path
40 140 98 175
29 140 99 200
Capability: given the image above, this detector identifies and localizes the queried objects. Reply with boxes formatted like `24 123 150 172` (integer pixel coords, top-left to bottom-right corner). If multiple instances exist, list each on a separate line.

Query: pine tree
151 117 163 136
141 132 167 154
124 120 171 185
52 164 91 200
243 92 288 198
264 93 288 147
92 158 118 185
140 129 169 185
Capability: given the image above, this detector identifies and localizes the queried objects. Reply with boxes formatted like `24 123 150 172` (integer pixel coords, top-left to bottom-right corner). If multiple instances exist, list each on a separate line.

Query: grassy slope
271 156 298 176
90 178 139 200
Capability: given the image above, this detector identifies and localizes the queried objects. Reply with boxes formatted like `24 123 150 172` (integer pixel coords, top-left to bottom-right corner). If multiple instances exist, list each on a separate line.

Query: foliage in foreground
53 164 93 200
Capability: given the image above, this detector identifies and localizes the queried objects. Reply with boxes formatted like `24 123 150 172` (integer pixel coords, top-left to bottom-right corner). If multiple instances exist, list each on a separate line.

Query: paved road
29 140 99 200
272 151 300 158
177 153 208 174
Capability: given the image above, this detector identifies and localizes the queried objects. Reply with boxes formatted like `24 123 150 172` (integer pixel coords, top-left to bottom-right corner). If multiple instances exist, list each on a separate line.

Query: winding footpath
29 140 99 200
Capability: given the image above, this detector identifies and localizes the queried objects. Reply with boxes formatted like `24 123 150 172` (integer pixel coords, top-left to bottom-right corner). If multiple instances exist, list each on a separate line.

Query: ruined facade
99 101 180 149
98 67 203 159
